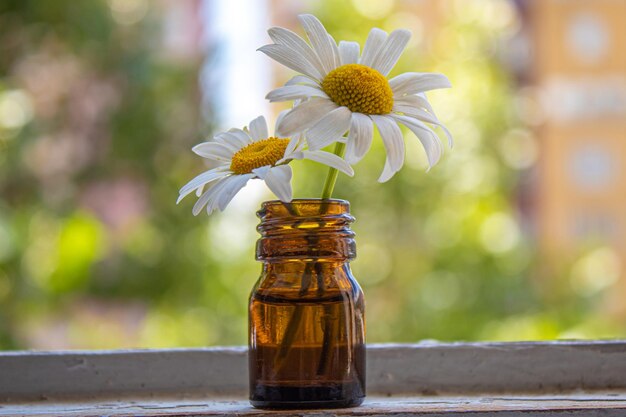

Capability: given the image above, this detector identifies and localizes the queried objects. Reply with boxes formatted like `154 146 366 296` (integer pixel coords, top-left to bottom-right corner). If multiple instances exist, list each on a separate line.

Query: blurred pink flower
81 178 148 231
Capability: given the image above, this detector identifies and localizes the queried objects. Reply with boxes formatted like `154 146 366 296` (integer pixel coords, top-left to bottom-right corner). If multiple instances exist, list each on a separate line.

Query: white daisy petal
393 105 439 122
345 112 374 164
258 44 322 80
393 105 454 147
306 106 352 151
338 41 360 65
193 177 231 216
436 124 454 148
378 156 396 183
394 93 437 116
192 142 235 160
204 176 239 215
298 150 354 177
293 133 306 152
275 109 291 131
212 134 241 153
256 165 293 202
328 33 341 68
371 29 411 76
177 167 230 203
214 133 242 150
197 141 237 169
392 114 443 169
249 116 268 141
371 115 405 174
285 75 320 87
359 28 388 67
218 128 253 148
267 27 325 80
280 135 303 162
298 14 338 75
216 174 253 212
252 165 271 179
390 72 452 96
266 85 328 102
417 93 437 113
276 97 338 137
230 128 254 143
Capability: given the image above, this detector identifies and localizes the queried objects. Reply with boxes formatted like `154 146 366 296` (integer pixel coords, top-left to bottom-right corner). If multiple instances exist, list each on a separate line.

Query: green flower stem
317 139 346 375
275 140 347 376
321 141 346 199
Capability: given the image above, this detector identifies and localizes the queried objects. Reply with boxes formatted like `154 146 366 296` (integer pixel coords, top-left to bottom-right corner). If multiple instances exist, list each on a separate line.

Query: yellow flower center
229 137 291 175
321 64 393 115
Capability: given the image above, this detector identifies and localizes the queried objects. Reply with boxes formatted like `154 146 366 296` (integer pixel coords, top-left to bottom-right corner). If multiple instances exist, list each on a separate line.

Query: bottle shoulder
251 262 363 303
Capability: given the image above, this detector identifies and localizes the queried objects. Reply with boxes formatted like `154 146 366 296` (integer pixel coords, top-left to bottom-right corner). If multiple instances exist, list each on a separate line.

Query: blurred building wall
526 0 626 279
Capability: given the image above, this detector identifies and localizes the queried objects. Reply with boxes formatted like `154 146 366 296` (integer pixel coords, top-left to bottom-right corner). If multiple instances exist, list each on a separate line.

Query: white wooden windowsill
1 341 626 416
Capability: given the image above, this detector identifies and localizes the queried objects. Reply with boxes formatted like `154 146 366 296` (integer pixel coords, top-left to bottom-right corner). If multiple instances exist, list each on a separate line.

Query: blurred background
0 0 625 350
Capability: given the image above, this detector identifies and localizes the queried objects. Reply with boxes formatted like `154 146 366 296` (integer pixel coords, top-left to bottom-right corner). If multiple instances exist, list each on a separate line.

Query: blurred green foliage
0 0 623 350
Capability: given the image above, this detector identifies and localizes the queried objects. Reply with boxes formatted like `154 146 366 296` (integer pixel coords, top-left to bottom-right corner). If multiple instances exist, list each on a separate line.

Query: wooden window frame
1 341 626 416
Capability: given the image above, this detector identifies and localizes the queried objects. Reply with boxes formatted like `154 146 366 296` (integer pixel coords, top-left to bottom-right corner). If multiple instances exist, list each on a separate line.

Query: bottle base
250 383 365 409
250 397 365 409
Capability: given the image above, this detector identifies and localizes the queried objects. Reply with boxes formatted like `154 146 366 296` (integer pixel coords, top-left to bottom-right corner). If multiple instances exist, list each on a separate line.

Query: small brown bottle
249 199 365 409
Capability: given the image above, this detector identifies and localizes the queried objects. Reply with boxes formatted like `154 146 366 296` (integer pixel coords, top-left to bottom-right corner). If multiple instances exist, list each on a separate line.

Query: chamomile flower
260 14 453 182
178 115 354 215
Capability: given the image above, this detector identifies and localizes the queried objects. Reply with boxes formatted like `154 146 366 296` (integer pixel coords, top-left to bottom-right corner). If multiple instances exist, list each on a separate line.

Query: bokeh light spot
570 247 621 296
0 90 33 131
0 271 11 300
353 243 392 285
108 0 148 25
351 0 395 20
499 129 538 170
420 272 461 311
480 212 520 254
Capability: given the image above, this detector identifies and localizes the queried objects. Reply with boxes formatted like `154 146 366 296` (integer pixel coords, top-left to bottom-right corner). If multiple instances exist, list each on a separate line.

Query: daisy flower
178 115 354 215
260 14 453 182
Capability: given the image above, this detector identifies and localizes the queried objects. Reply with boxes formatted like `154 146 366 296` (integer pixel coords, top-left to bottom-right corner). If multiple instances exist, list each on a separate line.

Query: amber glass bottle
249 199 365 409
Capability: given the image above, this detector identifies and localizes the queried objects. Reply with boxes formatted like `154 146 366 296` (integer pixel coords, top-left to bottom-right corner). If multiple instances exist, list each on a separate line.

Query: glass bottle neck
255 199 356 262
